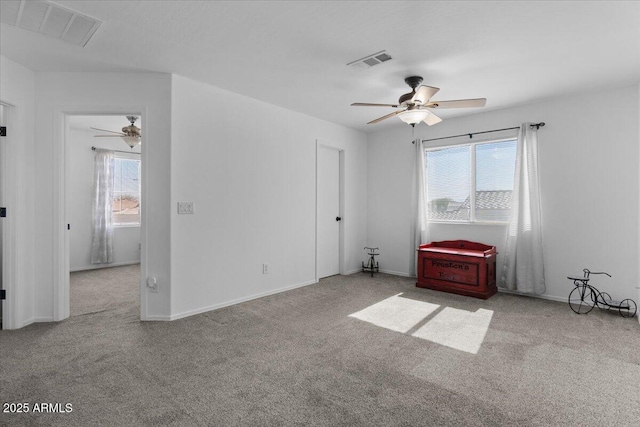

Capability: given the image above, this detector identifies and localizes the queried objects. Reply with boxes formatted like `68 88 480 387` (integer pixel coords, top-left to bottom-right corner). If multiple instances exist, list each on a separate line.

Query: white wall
0 55 36 329
68 127 141 271
34 72 172 320
22 69 367 326
365 129 418 277
10 65 637 326
170 75 367 319
368 84 640 302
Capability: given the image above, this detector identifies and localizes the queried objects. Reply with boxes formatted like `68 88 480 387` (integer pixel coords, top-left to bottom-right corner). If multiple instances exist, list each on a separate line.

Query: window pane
475 140 517 221
426 145 471 221
112 193 122 214
112 158 141 225
113 160 123 192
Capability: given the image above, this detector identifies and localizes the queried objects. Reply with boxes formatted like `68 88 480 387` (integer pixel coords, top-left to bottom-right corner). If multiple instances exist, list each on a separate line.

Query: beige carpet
1 266 639 426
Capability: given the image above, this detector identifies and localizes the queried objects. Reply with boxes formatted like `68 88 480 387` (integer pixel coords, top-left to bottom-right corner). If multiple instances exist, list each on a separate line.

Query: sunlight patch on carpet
411 307 494 354
348 293 440 333
349 293 494 354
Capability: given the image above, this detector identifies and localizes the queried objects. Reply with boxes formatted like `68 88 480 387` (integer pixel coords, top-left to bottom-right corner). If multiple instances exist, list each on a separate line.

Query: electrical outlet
147 277 158 293
177 201 195 214
263 263 269 274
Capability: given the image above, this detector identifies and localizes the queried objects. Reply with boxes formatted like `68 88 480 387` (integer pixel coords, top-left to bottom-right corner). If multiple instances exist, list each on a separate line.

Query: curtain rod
92 146 141 155
421 122 545 143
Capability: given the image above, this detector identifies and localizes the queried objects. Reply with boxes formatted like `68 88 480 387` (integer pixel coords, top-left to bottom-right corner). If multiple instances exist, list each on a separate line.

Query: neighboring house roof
461 190 512 210
429 190 512 221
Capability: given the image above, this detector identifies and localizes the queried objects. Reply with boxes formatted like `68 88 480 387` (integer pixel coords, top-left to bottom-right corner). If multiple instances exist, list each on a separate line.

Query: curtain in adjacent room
501 124 545 293
90 148 115 264
410 138 429 276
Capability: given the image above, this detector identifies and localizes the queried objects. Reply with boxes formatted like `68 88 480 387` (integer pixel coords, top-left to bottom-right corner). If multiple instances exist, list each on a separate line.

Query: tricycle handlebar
583 268 612 278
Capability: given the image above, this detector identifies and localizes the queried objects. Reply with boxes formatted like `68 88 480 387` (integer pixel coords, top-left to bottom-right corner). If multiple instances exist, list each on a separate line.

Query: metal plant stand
362 247 380 277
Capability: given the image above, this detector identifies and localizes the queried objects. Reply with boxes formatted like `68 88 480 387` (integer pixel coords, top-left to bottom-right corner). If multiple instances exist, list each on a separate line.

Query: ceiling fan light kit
122 135 141 149
92 115 141 149
352 76 486 127
398 109 430 126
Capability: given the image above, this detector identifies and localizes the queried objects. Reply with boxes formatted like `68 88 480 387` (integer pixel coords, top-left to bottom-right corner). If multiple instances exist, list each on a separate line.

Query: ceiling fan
351 76 486 127
92 115 141 149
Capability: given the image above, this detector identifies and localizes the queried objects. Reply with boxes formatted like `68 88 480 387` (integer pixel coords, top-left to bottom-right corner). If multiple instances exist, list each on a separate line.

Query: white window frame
113 153 141 227
425 136 517 225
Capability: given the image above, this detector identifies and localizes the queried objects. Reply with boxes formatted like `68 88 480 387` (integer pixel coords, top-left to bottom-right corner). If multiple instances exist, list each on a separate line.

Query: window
113 156 141 225
425 139 517 223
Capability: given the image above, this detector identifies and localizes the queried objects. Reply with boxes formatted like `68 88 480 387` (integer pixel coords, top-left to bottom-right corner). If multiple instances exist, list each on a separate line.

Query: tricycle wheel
568 286 595 314
619 299 637 318
596 292 612 310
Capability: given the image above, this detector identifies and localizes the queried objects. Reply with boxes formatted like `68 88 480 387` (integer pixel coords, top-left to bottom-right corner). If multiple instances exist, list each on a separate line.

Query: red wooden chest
416 240 497 299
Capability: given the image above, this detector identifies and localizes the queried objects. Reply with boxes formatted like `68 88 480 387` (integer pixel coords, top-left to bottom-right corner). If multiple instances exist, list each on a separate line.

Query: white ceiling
2 1 639 132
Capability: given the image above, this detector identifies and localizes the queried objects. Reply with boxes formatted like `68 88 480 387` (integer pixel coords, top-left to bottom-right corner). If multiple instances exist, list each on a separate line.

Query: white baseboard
70 261 140 272
373 271 567 302
142 314 172 321
497 288 565 303
18 317 36 329
25 317 54 327
3 316 55 330
169 279 318 321
346 267 414 277
379 269 414 278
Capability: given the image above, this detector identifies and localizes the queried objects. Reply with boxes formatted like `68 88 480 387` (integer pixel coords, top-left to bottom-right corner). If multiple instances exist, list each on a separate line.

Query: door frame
315 141 345 282
53 106 148 321
0 101 17 329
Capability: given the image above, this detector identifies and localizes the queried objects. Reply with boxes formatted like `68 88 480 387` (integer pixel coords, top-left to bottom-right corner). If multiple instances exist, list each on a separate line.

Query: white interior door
317 146 340 278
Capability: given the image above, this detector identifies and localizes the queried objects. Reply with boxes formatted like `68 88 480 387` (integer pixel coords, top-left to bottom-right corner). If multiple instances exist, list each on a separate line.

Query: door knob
336 216 342 221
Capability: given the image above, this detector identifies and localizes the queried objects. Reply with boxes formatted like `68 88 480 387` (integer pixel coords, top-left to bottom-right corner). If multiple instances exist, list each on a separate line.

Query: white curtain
410 138 429 276
501 124 545 293
90 149 115 264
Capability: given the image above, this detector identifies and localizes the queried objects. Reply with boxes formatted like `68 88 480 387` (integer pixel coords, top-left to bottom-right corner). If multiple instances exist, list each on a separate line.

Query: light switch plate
177 201 194 214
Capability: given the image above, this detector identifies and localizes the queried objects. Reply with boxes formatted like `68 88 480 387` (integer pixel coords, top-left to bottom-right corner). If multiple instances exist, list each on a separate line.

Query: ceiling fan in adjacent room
92 115 141 149
351 76 486 127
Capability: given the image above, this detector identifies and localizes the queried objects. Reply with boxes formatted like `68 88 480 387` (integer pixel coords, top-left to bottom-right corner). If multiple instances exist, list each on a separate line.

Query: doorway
65 114 143 317
317 144 344 279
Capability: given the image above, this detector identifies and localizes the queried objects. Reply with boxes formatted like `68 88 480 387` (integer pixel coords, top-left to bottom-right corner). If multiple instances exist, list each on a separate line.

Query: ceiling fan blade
426 98 487 109
367 110 405 124
90 127 125 135
351 102 399 108
94 135 125 138
423 111 442 126
411 86 440 105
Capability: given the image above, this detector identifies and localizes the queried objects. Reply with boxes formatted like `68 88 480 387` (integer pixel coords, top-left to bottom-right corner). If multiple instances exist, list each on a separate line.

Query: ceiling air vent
347 51 393 71
0 0 102 47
